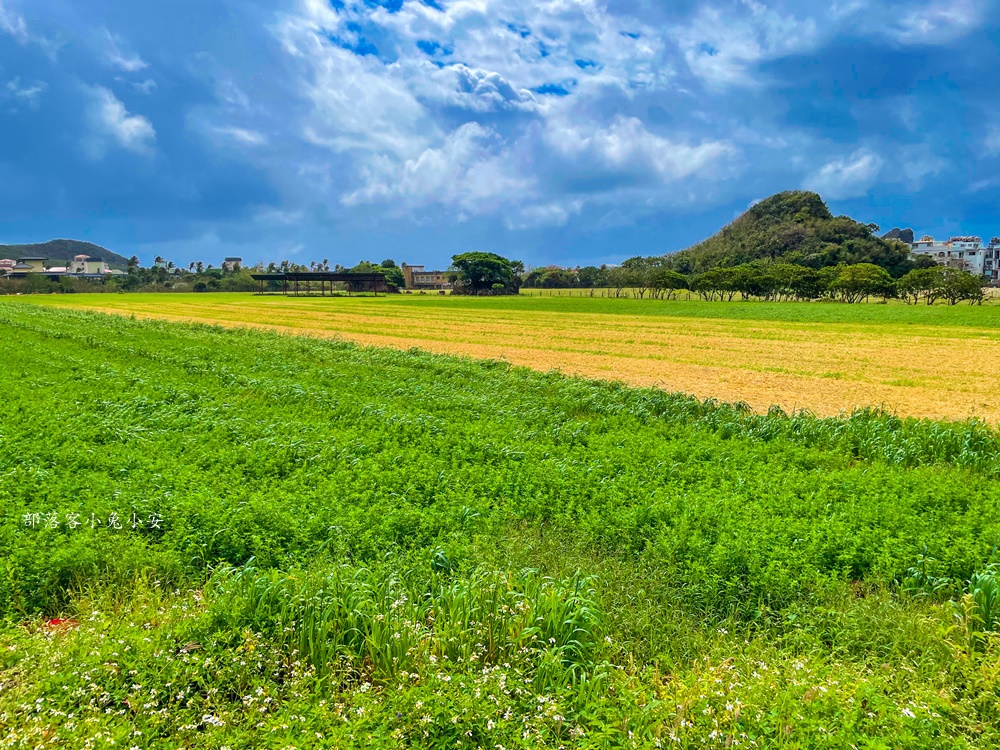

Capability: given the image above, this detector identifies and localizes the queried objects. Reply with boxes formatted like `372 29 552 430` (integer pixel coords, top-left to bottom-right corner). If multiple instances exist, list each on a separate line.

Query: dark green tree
896 267 944 305
939 267 984 305
829 263 895 303
450 252 521 295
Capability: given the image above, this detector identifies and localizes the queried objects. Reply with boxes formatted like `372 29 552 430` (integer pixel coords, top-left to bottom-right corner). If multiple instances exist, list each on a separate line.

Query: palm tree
196 261 204 273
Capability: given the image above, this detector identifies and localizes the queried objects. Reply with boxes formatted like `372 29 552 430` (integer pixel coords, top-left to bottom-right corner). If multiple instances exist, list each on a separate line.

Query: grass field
3 302 1000 747
17 292 1000 422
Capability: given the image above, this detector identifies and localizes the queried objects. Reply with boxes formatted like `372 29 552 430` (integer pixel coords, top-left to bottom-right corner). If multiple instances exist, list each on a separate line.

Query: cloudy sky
1 0 998 268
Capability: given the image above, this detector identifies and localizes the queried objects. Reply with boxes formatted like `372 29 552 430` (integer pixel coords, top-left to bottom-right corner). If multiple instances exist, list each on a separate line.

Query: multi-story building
0 259 15 274
18 256 47 273
68 254 109 274
985 238 1000 285
222 257 243 272
401 263 453 290
910 236 985 275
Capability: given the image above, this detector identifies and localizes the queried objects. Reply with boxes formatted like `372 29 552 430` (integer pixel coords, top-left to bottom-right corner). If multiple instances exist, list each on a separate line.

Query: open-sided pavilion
250 272 388 296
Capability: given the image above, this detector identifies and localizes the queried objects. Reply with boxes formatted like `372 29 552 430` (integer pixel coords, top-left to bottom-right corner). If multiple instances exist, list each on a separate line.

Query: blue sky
0 0 998 269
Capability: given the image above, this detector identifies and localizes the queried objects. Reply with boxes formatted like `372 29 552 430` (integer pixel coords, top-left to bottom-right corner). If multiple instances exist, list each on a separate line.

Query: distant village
0 250 459 293
3 235 1000 290
0 253 127 278
910 236 1000 285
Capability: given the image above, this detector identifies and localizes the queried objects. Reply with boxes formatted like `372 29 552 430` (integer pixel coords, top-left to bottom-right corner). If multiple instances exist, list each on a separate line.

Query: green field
4 302 1000 748
17 292 1000 422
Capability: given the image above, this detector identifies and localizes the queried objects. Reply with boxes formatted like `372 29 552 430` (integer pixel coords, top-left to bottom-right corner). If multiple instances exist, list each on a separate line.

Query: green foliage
968 565 1000 632
829 262 895 302
669 191 917 276
897 266 946 305
897 266 984 306
450 252 521 295
939 267 986 305
24 274 56 294
349 260 405 291
208 563 602 686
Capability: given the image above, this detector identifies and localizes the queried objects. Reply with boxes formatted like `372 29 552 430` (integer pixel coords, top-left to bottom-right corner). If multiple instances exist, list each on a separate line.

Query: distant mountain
881 227 915 244
0 239 129 269
666 191 915 277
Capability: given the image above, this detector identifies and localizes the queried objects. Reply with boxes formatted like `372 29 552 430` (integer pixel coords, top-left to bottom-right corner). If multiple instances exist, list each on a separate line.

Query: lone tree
450 252 521 295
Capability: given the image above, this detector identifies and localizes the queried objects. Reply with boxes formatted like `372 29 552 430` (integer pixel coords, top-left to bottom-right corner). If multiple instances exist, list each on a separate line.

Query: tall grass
207 562 604 691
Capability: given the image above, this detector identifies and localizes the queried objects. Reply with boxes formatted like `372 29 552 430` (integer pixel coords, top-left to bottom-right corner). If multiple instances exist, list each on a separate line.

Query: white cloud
131 78 158 95
84 85 156 158
968 176 1000 193
368 0 669 91
277 18 435 158
805 148 884 199
544 115 735 184
444 64 537 111
0 0 28 43
236 0 985 232
833 0 984 45
985 127 1000 157
212 126 268 146
5 76 46 107
342 122 531 216
264 0 742 226
672 1 819 86
101 28 149 72
890 0 982 44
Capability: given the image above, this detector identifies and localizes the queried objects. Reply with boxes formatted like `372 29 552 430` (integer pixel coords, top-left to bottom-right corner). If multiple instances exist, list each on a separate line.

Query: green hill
666 191 914 276
0 239 129 269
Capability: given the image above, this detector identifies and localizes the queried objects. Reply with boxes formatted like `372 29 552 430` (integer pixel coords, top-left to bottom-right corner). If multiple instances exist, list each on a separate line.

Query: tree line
524 259 985 304
2 247 986 305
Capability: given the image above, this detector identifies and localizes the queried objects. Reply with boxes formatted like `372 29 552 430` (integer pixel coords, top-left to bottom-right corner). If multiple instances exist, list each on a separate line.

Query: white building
222 257 243 272
67 254 109 275
985 238 1000 285
910 236 985 275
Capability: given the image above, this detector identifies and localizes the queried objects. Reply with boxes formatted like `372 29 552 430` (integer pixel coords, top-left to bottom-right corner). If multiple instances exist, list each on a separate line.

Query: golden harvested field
18 293 1000 422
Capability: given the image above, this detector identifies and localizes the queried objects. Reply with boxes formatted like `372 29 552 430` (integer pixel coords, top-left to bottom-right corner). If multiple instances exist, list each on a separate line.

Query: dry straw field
23 292 1000 422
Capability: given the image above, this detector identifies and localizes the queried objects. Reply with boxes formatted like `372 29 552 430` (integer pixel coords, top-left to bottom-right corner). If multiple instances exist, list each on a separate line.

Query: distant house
67 254 109 275
222 257 243 272
985 238 1000 285
19 257 46 273
401 263 453 290
0 259 14 274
